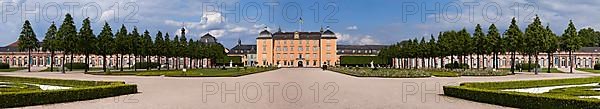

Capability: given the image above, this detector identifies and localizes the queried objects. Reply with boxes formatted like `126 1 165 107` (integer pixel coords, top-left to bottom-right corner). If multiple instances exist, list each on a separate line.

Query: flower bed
328 67 432 78
0 76 137 108
444 77 600 109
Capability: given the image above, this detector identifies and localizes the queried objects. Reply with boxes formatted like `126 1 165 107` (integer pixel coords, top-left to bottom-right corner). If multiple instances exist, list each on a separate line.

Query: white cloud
228 26 247 33
337 33 381 45
346 25 358 30
206 29 226 38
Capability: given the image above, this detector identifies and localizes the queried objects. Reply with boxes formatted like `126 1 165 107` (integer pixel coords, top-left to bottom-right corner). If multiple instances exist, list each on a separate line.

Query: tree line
17 13 226 73
379 15 593 74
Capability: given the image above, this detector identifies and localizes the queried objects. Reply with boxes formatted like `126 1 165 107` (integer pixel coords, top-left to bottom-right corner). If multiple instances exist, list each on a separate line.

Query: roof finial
278 26 282 32
320 26 324 33
237 38 242 45
326 25 330 30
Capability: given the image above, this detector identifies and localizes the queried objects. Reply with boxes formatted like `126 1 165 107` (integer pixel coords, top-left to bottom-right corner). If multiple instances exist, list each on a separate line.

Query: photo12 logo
202 82 339 103
200 1 339 24
401 1 538 24
1 1 139 23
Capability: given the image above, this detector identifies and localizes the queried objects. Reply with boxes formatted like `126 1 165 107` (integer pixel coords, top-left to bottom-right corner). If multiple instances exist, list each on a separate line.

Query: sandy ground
2 68 600 109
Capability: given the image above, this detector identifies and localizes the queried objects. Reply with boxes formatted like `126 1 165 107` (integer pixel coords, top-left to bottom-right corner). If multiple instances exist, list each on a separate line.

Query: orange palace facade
256 27 337 67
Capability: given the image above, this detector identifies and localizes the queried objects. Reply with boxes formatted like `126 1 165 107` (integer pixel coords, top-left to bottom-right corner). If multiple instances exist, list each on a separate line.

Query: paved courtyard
2 68 600 109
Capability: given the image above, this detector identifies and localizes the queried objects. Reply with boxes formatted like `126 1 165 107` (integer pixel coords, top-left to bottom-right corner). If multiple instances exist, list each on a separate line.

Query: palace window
290 47 294 51
299 47 303 51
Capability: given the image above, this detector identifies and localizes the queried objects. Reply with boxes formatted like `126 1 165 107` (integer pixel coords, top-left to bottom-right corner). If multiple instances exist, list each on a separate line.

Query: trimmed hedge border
444 86 600 109
443 77 600 109
0 63 9 69
327 67 432 78
0 76 137 108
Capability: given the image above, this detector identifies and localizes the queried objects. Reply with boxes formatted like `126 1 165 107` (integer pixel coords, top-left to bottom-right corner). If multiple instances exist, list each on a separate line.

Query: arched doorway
298 61 304 67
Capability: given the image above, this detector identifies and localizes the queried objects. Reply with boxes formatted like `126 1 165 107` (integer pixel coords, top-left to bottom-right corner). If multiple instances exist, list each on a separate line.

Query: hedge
0 63 8 69
443 77 600 109
594 64 600 70
64 63 89 69
328 67 431 78
444 86 600 109
216 56 242 65
134 62 160 69
339 56 389 65
515 63 540 70
444 62 469 69
0 76 137 108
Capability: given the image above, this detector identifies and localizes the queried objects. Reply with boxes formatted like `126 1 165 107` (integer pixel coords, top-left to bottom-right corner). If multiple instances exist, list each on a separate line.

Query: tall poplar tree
115 25 129 71
42 22 58 72
473 24 485 69
17 20 39 72
97 22 114 73
504 17 523 74
487 24 501 69
79 17 96 73
524 15 544 74
57 13 77 73
155 31 164 70
541 25 558 73
561 20 582 73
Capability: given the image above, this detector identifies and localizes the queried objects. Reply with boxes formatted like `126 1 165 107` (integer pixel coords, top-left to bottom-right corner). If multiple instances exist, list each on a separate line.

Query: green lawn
90 67 279 77
328 67 509 78
444 77 600 108
328 67 432 78
0 76 137 108
0 68 26 72
40 67 130 72
576 68 600 73
424 69 460 77
0 82 42 92
499 68 564 73
430 71 460 77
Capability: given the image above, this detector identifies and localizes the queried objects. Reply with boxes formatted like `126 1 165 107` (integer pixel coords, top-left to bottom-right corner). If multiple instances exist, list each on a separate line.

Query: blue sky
1 0 599 48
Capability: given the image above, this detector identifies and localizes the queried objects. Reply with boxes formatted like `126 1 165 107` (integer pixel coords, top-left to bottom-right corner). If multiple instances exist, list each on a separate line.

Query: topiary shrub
133 62 160 69
516 63 540 70
65 63 89 69
444 62 469 69
594 64 600 70
0 63 9 69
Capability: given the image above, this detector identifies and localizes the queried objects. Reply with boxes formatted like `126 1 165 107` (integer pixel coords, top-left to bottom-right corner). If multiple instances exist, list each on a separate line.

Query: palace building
228 26 387 67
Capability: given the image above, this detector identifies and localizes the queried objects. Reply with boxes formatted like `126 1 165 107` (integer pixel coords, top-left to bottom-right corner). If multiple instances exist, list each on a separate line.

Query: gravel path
2 68 599 109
